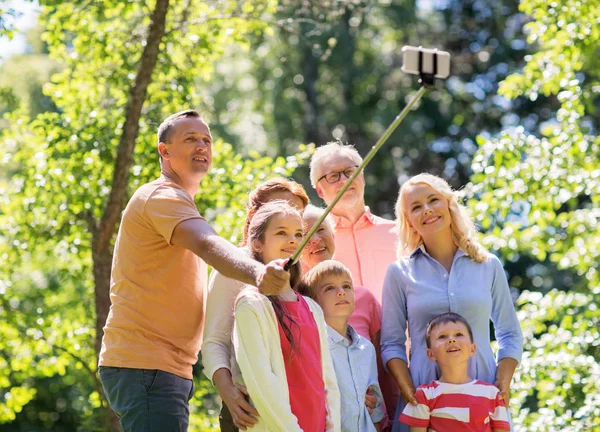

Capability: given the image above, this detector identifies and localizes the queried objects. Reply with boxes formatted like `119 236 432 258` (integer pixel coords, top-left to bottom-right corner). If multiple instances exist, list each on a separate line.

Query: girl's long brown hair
247 201 304 350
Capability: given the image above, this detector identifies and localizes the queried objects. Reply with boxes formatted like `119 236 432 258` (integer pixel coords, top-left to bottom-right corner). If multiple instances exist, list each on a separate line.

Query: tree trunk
93 249 122 431
302 43 323 145
91 0 171 430
339 8 357 143
93 249 113 357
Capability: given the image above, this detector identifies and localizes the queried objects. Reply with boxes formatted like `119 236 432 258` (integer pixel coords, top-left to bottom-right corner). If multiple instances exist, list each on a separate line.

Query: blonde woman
380 174 523 432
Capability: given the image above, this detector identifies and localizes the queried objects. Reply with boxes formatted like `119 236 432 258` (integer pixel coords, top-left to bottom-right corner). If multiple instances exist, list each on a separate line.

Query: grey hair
302 204 335 234
309 141 363 188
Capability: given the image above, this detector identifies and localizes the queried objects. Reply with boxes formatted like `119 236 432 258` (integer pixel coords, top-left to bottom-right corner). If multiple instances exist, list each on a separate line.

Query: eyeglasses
317 166 359 184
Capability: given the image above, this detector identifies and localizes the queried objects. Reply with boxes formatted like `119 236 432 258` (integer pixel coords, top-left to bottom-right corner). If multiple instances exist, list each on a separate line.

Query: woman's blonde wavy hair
395 173 488 263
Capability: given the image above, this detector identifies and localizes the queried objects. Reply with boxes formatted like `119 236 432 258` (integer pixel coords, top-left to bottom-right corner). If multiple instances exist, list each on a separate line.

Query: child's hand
400 383 418 406
365 386 377 413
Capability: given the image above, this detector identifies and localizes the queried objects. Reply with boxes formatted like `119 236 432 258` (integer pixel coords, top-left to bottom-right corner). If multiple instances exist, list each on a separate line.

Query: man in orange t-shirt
98 110 289 431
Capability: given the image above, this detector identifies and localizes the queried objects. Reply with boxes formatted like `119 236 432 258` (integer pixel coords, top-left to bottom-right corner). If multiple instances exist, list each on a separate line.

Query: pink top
279 295 327 432
332 207 397 303
348 285 382 343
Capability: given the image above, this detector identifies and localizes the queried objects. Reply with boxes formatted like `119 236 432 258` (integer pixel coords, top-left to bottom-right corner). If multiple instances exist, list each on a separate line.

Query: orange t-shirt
99 176 207 379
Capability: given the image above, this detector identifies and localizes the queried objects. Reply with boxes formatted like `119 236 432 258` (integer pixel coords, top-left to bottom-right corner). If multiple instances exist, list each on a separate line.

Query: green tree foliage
466 0 600 429
0 26 61 126
0 1 25 41
0 52 61 123
0 0 313 430
204 0 537 216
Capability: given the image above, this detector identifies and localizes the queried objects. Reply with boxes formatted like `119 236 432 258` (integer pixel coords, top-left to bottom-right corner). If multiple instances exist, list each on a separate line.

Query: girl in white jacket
233 200 341 432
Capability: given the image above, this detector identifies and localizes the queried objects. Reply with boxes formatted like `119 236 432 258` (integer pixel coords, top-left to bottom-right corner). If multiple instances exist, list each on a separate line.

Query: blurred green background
0 0 598 430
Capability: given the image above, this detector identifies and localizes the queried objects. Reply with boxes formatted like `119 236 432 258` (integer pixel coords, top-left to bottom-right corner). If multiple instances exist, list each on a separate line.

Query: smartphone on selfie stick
402 46 451 86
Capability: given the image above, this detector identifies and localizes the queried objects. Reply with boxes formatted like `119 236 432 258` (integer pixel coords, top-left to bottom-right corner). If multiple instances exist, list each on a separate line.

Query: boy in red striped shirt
399 313 510 432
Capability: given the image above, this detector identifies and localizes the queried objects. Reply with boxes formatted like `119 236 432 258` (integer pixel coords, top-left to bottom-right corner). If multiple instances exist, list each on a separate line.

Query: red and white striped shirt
399 380 510 431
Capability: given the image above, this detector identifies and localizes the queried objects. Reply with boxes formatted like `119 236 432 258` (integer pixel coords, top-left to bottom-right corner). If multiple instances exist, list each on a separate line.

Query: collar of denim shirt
409 244 467 261
326 323 361 348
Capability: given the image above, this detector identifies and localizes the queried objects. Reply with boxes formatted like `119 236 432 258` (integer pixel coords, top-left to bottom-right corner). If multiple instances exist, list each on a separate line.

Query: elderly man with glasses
309 141 397 305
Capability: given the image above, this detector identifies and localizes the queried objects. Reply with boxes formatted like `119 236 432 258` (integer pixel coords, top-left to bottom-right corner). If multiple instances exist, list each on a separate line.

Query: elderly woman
201 178 309 432
300 204 397 429
381 173 523 431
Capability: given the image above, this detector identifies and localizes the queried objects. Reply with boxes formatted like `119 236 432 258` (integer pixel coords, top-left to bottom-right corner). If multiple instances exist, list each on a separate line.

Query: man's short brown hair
157 110 202 144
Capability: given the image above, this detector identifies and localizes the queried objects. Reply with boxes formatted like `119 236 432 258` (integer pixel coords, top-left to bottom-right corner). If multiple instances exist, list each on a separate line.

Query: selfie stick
284 47 449 270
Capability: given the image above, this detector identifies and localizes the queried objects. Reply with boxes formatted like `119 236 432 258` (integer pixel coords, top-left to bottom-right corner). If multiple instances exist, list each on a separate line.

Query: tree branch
79 210 97 235
93 0 170 255
48 343 105 410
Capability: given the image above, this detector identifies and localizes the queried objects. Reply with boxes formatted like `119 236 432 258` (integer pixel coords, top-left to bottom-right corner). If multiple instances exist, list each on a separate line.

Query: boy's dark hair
425 312 474 348
157 109 202 144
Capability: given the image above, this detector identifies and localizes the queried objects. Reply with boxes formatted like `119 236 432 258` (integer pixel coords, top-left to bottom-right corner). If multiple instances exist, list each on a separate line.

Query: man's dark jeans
99 367 194 432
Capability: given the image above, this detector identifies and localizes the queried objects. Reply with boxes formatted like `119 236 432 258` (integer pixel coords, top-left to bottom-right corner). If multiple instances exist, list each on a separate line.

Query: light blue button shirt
327 324 385 432
381 247 523 431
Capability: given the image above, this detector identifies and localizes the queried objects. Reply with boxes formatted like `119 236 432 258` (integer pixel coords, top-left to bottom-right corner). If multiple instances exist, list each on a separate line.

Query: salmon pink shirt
348 286 382 342
279 295 327 432
332 207 397 304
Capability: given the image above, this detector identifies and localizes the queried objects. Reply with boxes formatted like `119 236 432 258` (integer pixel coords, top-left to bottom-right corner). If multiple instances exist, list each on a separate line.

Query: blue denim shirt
327 324 385 432
381 247 523 388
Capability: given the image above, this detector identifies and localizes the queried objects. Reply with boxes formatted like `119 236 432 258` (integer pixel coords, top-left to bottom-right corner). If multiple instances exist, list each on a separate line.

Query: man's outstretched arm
171 218 288 295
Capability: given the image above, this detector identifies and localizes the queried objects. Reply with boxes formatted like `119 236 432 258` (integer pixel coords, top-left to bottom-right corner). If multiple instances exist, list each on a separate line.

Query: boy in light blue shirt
300 260 384 431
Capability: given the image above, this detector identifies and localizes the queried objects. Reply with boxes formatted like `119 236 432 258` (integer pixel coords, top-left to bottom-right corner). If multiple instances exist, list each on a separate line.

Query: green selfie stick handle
284 85 428 271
